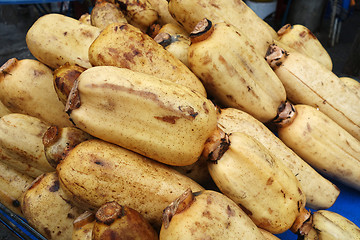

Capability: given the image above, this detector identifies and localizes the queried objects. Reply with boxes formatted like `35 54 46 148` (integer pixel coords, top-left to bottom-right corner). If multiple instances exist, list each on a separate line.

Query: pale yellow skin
26 13 101 69
259 228 281 240
43 126 94 169
278 105 360 191
0 146 44 178
72 221 94 240
0 161 34 217
217 108 339 210
90 1 127 30
272 39 298 53
57 139 204 229
78 13 91 25
0 101 11 117
277 24 333 70
72 211 95 240
0 58 73 127
168 0 277 56
340 77 360 98
272 50 360 141
68 66 217 166
88 22 207 96
21 172 83 240
159 190 266 240
170 156 213 188
147 0 181 26
117 0 158 32
158 23 189 37
163 34 190 67
304 228 319 240
0 114 54 176
188 22 286 123
208 132 307 234
304 210 360 240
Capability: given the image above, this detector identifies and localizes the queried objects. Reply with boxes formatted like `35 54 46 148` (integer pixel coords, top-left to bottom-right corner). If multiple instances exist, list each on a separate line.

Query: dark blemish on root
49 180 60 192
154 115 180 124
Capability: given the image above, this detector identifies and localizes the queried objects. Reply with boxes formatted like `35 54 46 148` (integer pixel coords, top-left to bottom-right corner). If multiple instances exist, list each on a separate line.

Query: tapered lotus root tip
277 23 292 36
265 44 288 70
95 201 124 225
42 125 61 147
65 78 81 114
272 101 297 128
154 32 172 48
189 18 214 44
202 127 230 163
290 208 313 236
0 58 18 80
162 188 195 229
53 63 86 105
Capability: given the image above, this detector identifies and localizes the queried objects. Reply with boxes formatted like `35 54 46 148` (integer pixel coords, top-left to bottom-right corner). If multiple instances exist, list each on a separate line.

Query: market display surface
0 0 359 239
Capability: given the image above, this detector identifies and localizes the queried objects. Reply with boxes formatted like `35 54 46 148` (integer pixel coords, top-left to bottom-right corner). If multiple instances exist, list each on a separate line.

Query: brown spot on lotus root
81 30 94 38
108 47 120 56
33 69 45 76
236 0 244 6
202 210 212 219
119 24 127 30
206 195 212 204
218 55 236 77
306 122 312 132
201 53 212 65
266 177 274 185
210 2 220 8
178 105 198 118
225 221 231 229
299 31 307 38
154 115 180 124
96 53 105 63
202 102 209 114
43 227 52 238
226 205 235 217
281 189 286 198
99 99 116 111
94 160 105 166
